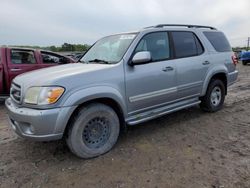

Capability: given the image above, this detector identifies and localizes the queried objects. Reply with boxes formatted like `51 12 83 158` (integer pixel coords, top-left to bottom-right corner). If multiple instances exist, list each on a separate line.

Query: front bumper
5 98 76 141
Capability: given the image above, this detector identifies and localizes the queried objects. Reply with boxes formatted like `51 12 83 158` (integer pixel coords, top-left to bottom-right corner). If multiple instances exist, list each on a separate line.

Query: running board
126 100 201 125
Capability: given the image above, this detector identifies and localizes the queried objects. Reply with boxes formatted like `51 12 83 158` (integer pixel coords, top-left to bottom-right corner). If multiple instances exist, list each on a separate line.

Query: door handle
202 61 210 65
162 66 174 72
10 68 22 72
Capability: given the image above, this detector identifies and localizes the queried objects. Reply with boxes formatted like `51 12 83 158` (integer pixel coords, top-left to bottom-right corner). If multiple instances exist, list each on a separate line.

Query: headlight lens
24 87 65 105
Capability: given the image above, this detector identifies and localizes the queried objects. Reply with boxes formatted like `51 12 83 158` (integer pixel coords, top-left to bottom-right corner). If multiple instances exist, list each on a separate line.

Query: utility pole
247 37 250 51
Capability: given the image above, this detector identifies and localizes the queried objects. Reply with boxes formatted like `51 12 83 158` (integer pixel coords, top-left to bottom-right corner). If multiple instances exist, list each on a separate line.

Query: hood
13 63 113 88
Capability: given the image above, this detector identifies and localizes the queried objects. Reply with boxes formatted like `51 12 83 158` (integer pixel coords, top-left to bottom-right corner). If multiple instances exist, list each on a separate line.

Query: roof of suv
99 24 220 38
130 24 218 34
144 24 217 30
138 24 218 33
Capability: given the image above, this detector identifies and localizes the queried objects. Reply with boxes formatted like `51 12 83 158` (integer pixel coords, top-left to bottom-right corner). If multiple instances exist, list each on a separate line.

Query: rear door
0 49 3 94
7 49 39 85
170 31 211 99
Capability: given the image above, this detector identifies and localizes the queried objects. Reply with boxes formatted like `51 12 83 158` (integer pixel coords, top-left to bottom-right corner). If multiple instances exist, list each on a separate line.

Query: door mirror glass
132 51 151 65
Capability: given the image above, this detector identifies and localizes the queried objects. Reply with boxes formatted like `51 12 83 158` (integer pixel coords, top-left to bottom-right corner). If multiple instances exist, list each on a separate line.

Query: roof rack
145 24 217 30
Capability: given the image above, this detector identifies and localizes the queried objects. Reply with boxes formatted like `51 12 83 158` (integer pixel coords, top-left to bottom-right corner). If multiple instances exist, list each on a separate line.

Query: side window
11 50 36 64
135 32 170 61
195 36 203 55
203 31 231 52
41 52 61 64
172 32 204 58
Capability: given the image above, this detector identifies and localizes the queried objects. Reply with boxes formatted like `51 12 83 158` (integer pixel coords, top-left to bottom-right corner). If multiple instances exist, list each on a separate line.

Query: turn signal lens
47 88 65 104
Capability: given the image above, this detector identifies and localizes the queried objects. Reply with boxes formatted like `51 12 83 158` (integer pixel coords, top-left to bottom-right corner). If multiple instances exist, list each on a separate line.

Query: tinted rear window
203 31 231 52
172 31 204 58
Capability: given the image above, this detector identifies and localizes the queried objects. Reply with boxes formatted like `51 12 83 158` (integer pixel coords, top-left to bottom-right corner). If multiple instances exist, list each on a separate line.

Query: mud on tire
66 103 120 159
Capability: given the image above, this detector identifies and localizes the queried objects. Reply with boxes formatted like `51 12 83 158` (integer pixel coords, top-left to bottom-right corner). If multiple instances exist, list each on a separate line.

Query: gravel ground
0 63 250 188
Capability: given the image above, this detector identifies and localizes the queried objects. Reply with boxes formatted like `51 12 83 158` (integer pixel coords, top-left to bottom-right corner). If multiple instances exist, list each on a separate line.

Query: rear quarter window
203 31 232 52
171 31 204 58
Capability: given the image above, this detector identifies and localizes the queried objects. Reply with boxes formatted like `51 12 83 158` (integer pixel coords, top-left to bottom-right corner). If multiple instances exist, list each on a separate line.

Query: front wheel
200 79 225 112
242 61 247 65
66 103 120 159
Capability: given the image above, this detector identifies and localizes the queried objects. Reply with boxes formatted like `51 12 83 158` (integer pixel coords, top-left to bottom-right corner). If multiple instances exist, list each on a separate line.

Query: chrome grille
10 83 21 104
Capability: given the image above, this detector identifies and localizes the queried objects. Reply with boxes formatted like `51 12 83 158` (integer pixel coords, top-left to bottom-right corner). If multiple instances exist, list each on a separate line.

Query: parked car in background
0 47 75 97
240 51 250 65
5 24 238 158
234 49 245 60
66 52 86 61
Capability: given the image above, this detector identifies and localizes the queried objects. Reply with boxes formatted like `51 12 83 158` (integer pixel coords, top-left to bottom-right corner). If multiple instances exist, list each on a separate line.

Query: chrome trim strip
177 81 203 91
10 83 21 104
0 96 8 100
228 70 238 76
129 87 177 103
128 93 200 115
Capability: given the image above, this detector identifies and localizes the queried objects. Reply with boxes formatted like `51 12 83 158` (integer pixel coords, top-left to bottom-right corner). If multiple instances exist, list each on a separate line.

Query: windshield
80 33 137 64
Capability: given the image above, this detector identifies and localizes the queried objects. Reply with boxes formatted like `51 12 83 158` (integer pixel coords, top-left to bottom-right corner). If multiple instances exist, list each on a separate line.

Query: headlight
24 86 65 105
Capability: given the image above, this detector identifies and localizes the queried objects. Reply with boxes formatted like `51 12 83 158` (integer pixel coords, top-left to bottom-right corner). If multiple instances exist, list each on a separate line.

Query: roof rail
145 24 217 30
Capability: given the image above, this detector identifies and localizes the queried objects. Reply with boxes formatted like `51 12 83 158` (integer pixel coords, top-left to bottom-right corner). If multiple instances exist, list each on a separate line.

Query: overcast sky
0 0 249 47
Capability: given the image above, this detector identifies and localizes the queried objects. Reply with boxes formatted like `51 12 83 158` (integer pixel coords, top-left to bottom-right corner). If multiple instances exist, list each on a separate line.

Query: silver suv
5 24 238 158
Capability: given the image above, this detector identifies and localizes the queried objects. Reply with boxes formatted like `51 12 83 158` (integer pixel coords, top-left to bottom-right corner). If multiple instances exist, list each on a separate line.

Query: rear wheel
242 61 247 65
200 79 225 112
66 103 120 159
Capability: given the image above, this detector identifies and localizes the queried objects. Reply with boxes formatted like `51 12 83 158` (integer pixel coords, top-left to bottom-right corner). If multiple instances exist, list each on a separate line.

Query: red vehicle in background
0 47 75 97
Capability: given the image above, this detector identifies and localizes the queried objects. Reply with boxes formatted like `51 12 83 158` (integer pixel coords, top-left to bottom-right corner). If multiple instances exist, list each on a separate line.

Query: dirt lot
1 64 250 188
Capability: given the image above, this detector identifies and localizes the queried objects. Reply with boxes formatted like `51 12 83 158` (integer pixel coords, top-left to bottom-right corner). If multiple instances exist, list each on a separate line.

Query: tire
242 61 247 65
66 103 120 159
200 79 225 112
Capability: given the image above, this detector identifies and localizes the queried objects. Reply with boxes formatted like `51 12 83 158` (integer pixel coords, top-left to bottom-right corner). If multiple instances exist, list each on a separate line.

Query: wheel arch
202 70 228 96
62 87 127 138
63 97 126 138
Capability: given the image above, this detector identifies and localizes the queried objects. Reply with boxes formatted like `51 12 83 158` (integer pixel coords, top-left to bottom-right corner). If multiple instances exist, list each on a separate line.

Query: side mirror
131 51 151 65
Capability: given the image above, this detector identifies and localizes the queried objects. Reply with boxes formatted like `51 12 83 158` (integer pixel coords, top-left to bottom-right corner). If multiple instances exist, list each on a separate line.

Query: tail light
232 53 238 66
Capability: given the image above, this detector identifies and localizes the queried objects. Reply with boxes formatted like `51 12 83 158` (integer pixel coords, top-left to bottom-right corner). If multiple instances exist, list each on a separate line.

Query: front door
125 32 177 114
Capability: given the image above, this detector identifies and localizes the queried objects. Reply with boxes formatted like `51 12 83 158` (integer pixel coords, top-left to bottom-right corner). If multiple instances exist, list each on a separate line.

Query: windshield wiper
88 59 110 64
78 60 86 63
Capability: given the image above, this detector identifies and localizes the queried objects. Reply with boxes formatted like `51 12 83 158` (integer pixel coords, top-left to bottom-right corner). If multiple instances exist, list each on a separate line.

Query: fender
62 85 127 117
201 65 228 96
